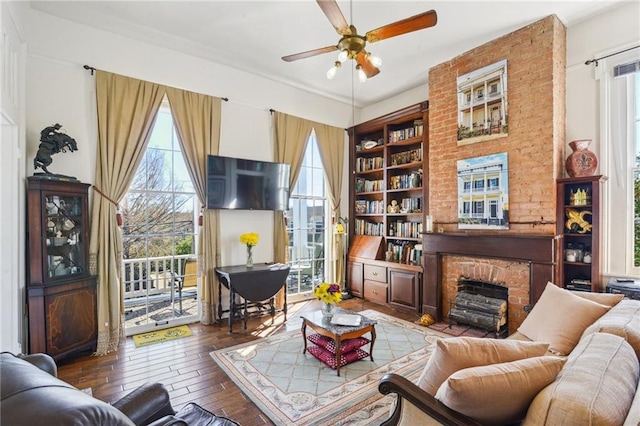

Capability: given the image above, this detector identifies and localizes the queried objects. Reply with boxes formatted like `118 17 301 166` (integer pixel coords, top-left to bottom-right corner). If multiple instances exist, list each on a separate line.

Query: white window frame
286 133 329 302
598 46 640 278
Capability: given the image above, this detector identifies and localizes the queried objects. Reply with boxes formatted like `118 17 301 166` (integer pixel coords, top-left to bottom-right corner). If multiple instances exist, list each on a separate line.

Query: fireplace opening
449 278 509 338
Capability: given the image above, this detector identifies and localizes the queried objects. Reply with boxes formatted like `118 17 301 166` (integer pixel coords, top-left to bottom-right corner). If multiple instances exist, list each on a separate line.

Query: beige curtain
165 87 222 324
273 112 314 306
90 71 165 355
314 124 346 285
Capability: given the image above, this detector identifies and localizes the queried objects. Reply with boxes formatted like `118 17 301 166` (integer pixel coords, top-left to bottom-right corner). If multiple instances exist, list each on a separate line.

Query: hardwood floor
56 298 423 425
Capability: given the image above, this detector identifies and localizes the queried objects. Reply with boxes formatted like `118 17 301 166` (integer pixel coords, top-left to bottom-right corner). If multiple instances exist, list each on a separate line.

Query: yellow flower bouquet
313 282 342 305
240 232 259 267
240 232 259 248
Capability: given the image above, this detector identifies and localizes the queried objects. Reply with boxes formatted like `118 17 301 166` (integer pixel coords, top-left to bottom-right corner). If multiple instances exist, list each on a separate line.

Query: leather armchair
1 352 175 425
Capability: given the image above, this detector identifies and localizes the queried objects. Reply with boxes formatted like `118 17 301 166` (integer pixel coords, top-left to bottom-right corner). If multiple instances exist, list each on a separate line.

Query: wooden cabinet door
389 269 420 312
347 261 364 297
45 279 97 357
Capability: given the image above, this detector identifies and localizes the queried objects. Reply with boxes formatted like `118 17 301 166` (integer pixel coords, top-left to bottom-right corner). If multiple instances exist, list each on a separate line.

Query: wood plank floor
56 298 423 425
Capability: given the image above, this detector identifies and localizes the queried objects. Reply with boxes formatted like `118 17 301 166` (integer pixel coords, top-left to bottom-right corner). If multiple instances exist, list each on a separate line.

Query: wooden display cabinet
347 103 428 313
556 175 606 292
26 177 97 360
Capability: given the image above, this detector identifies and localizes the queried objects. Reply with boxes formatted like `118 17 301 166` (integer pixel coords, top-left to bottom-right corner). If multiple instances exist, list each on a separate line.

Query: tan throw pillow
571 291 624 307
518 282 610 355
435 356 566 425
415 337 549 395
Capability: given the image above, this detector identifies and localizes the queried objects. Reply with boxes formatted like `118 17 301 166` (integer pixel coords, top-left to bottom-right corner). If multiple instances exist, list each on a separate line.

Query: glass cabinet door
44 193 85 279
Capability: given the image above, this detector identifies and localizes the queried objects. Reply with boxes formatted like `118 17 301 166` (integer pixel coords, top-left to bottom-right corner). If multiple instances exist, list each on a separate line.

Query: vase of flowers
314 282 342 319
240 232 259 268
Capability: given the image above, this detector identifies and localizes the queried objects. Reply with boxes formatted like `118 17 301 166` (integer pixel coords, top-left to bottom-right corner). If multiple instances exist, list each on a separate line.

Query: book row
388 220 423 238
388 120 424 143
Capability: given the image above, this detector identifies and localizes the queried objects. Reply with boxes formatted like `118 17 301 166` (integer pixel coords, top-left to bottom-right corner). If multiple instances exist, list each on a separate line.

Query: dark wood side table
301 308 377 376
214 263 290 332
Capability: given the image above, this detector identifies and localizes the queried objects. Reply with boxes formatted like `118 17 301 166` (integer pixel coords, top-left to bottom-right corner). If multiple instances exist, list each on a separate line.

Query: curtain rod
82 64 229 101
585 45 640 66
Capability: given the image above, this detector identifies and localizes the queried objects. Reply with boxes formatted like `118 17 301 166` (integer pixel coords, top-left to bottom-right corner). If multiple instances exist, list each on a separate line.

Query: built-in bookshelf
346 102 428 313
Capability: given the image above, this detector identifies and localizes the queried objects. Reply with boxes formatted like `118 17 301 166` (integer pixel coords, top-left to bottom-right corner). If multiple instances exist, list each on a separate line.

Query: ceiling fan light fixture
326 61 341 80
367 52 382 67
338 50 348 63
356 64 367 82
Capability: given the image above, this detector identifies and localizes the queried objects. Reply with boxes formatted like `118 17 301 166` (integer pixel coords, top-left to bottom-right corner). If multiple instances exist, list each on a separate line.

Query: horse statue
33 123 78 175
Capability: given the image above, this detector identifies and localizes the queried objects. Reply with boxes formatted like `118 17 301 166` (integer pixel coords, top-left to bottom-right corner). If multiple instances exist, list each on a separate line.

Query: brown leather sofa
0 352 239 426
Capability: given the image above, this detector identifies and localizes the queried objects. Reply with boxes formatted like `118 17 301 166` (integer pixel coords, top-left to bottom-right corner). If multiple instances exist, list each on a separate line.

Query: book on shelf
355 200 366 214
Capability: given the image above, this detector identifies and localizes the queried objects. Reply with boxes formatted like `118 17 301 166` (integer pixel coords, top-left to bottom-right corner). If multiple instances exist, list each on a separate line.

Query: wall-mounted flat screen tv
206 155 291 211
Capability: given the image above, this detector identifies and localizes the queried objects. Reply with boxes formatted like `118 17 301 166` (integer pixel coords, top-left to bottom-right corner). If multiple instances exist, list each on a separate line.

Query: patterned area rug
210 310 448 425
132 325 192 348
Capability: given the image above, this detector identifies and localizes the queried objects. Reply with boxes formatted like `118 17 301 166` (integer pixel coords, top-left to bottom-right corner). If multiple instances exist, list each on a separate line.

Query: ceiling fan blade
282 45 338 62
356 52 380 78
365 10 438 43
317 0 350 35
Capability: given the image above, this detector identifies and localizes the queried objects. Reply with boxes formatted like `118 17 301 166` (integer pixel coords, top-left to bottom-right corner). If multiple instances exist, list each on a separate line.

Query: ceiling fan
282 0 437 81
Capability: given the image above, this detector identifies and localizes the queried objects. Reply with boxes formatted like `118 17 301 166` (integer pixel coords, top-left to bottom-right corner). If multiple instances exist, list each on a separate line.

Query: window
473 179 484 190
286 133 327 300
601 51 640 276
473 201 484 215
121 101 199 334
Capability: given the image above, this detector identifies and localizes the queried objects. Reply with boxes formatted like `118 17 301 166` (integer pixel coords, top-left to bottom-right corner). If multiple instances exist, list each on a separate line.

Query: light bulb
338 50 348 63
326 61 341 80
368 53 382 67
356 65 367 82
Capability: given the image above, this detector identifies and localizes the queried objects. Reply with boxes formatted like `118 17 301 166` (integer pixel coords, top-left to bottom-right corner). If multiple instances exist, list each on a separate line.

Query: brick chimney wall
425 16 566 326
428 15 566 233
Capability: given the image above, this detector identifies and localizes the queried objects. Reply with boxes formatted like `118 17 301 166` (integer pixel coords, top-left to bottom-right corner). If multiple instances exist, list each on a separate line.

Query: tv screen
206 155 291 211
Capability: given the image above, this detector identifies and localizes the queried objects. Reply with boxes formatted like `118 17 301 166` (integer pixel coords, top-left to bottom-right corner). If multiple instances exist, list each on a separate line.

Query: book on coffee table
331 314 361 326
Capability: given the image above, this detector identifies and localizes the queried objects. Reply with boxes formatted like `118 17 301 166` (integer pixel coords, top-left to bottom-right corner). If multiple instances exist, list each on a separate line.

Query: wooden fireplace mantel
421 232 557 319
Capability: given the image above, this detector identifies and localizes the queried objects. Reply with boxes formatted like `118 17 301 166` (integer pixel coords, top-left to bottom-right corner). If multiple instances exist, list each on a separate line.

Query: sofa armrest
17 353 57 377
378 373 482 426
112 382 175 426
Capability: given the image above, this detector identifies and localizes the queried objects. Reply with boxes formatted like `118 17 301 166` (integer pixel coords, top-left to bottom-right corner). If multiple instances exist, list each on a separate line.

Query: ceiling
29 1 626 108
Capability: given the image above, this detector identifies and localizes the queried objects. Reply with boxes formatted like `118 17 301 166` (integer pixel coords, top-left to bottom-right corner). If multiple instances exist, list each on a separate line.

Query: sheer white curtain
598 50 640 276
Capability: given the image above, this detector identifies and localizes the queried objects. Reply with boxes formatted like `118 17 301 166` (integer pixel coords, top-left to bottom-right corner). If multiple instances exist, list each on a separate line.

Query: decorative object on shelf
569 188 590 206
425 215 434 233
565 208 592 234
565 139 598 177
314 282 342 318
387 200 400 213
363 140 377 150
33 123 79 178
240 232 259 268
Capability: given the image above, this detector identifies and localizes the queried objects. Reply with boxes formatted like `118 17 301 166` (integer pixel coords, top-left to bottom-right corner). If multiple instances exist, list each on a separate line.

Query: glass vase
321 302 335 319
246 246 253 268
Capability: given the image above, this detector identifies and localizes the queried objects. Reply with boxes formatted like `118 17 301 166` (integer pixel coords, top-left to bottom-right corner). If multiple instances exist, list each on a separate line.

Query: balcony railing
121 254 198 308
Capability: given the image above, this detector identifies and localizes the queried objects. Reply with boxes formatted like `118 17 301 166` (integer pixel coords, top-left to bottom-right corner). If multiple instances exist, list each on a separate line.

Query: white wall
1 1 27 354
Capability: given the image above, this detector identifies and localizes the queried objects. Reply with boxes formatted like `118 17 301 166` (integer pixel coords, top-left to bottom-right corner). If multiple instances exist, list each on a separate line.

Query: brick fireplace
422 233 556 333
444 256 529 333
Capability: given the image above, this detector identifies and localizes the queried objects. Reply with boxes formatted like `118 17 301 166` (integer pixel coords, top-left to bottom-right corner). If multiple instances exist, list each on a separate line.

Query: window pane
287 134 326 296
